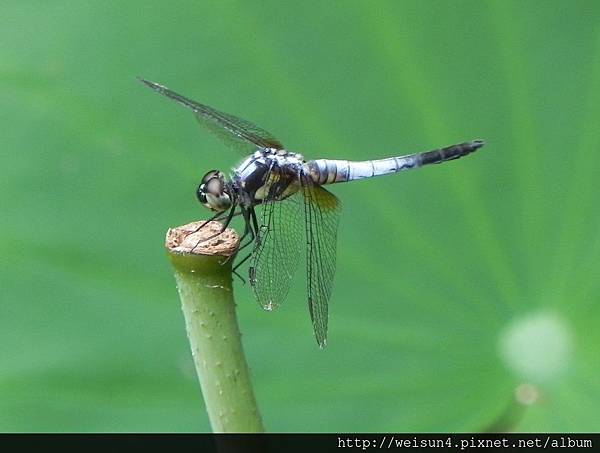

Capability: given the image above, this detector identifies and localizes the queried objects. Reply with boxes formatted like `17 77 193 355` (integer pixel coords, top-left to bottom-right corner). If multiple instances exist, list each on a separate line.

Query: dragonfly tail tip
471 139 486 149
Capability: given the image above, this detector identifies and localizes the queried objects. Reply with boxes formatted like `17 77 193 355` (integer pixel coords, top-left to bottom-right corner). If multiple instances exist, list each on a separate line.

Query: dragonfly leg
232 251 253 276
225 226 255 267
232 268 246 284
190 204 237 252
188 210 224 235
239 208 258 251
223 207 255 266
232 228 256 272
245 208 263 286
230 207 256 283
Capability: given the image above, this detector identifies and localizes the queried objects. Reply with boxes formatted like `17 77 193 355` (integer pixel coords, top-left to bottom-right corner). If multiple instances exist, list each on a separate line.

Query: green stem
166 221 264 433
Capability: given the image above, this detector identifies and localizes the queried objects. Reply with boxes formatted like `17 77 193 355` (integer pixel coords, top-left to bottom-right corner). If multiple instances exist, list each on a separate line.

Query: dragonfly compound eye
196 183 208 204
197 170 231 212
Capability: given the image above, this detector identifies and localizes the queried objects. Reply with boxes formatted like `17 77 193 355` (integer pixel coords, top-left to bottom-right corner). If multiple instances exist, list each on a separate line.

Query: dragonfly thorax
233 149 305 207
196 170 233 212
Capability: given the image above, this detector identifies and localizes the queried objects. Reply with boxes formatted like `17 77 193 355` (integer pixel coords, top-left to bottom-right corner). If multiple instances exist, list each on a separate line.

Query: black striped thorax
231 148 306 206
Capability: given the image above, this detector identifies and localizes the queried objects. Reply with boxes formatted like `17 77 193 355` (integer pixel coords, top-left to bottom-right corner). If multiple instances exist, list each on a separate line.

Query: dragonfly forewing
249 189 305 312
139 78 284 153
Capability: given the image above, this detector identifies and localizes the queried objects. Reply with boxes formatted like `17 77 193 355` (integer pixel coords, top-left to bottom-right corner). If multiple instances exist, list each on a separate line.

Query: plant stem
166 220 264 433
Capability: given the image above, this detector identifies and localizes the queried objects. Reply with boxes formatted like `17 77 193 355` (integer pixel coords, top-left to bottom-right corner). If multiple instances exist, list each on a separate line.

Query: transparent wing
249 186 304 312
300 175 342 348
139 78 285 154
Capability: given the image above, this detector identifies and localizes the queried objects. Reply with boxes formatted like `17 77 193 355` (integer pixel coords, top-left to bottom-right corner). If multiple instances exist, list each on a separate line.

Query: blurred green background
2 0 599 432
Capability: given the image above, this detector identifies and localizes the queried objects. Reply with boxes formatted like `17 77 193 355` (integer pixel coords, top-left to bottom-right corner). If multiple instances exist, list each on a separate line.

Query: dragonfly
140 78 485 347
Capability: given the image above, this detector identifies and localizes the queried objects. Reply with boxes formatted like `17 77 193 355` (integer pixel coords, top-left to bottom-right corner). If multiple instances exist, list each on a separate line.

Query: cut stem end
166 220 239 256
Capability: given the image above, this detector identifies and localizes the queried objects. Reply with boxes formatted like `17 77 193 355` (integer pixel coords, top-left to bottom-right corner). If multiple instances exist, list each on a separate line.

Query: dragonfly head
197 170 232 212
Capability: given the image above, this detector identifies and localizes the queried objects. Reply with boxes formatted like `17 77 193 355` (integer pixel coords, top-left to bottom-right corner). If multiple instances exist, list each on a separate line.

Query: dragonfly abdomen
307 140 484 185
